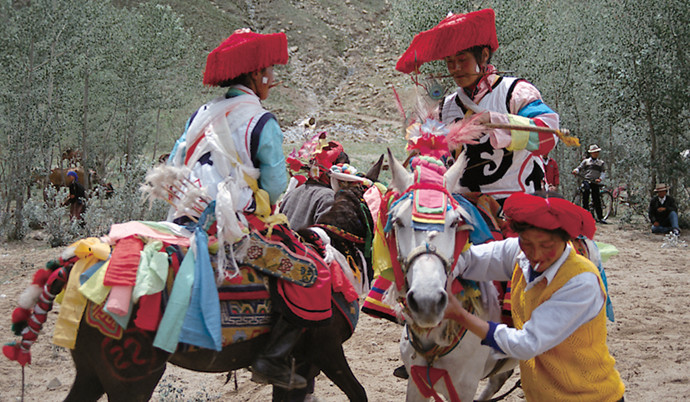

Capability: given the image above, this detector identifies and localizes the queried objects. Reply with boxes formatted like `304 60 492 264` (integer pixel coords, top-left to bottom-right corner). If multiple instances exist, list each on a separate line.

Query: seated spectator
649 183 681 236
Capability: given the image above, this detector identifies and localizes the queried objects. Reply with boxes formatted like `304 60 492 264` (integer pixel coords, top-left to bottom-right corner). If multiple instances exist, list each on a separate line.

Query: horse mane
316 186 373 241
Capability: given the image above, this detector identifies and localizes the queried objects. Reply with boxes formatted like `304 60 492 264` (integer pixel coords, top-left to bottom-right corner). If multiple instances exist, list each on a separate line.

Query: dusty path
0 222 688 401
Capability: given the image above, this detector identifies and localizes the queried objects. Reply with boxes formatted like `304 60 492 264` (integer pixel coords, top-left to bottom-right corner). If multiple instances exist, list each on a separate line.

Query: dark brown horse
10 157 383 402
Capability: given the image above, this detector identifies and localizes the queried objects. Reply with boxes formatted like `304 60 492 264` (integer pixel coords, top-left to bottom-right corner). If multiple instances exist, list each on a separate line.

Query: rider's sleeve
453 237 521 281
256 117 288 205
488 272 605 360
487 80 559 156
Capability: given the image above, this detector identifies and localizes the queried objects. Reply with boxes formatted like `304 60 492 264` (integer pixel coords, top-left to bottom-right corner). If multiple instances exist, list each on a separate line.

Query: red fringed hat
503 193 597 240
203 29 288 86
396 9 499 74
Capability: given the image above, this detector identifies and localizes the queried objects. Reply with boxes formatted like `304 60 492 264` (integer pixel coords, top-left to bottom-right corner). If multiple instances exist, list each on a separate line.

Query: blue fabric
79 260 106 285
481 321 505 353
104 299 134 328
178 227 223 351
168 115 194 164
153 244 196 353
452 195 494 244
384 193 413 233
597 260 615 322
256 118 287 205
518 99 554 118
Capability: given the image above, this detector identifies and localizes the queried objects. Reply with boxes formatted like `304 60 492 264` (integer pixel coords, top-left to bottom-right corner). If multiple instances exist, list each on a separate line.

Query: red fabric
134 292 162 331
503 192 596 240
544 157 560 186
103 236 144 286
276 250 332 322
396 8 499 74
410 365 461 402
203 29 288 86
329 260 358 303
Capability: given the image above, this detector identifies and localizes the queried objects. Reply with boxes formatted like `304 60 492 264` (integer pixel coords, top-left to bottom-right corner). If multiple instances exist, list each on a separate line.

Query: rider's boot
250 315 308 390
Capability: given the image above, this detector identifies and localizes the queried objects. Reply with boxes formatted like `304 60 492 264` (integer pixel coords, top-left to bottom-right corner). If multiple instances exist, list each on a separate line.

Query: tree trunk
81 48 91 189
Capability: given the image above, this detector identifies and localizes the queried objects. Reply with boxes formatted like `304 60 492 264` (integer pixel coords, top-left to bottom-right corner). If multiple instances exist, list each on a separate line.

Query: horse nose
407 290 448 317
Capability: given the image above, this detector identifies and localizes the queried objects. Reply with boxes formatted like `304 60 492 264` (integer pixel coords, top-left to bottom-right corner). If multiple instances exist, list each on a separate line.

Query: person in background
572 144 608 224
649 183 681 236
280 140 349 230
447 191 625 401
543 154 560 191
64 170 86 222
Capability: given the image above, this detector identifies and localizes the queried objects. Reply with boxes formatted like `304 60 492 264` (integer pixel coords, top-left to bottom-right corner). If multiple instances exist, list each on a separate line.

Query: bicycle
572 180 614 221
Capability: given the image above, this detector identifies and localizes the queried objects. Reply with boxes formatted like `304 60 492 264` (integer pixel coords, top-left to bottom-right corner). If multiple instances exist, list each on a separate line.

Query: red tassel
32 268 52 287
3 343 31 366
11 307 30 324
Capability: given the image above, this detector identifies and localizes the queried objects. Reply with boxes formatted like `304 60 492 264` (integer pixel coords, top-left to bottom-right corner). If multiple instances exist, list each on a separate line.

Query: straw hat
587 144 601 153
654 183 670 192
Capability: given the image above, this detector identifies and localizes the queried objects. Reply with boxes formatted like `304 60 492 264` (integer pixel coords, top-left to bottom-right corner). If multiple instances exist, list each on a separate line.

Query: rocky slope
161 0 415 145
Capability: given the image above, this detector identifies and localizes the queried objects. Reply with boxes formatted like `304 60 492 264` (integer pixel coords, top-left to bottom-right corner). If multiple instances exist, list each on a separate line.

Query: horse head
386 148 470 328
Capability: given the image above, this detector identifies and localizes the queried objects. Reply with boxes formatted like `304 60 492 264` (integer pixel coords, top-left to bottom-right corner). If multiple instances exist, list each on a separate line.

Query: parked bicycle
572 179 614 221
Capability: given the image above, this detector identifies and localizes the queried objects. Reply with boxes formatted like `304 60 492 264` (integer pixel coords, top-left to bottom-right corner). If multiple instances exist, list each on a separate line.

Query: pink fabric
105 285 132 316
363 186 382 223
104 221 191 247
103 236 143 286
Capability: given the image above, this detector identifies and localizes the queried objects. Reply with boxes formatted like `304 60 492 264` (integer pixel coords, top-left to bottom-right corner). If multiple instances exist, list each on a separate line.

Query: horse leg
311 342 366 401
302 321 366 402
272 363 318 402
72 320 170 402
64 348 105 402
476 369 514 401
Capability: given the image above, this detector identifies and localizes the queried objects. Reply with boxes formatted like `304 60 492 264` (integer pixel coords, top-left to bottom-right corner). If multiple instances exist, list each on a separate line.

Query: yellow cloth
53 238 111 349
371 212 393 280
79 260 111 304
511 248 625 401
506 114 532 151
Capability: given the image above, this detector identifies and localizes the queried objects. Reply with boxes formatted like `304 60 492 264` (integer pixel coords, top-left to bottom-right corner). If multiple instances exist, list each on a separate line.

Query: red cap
503 192 597 240
203 29 288 86
396 9 499 74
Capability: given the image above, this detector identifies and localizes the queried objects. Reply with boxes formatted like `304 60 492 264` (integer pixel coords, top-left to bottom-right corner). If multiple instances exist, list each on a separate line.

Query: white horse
384 148 515 401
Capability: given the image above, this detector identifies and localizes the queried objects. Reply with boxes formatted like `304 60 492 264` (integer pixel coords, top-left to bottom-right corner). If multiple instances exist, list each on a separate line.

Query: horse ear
387 148 413 193
365 154 385 182
444 150 467 194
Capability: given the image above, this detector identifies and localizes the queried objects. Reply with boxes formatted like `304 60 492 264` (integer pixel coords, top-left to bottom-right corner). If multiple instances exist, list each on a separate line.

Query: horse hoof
393 364 409 379
250 368 308 390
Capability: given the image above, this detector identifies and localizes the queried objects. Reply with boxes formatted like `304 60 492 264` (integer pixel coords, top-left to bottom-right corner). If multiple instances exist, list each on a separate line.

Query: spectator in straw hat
649 183 681 236
572 144 608 224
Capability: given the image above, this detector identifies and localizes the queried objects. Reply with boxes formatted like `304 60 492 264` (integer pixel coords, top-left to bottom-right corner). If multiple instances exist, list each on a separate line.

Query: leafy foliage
390 0 690 220
0 0 199 240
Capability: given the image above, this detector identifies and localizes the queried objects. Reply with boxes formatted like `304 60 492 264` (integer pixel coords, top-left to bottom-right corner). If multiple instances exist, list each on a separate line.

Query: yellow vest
511 248 625 401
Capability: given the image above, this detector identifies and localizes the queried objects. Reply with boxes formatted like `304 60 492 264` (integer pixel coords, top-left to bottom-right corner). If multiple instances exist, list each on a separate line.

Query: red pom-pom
32 269 51 287
11 307 30 325
3 343 31 366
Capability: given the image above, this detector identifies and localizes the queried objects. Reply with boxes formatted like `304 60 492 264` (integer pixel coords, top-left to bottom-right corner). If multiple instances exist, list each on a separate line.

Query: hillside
126 0 413 147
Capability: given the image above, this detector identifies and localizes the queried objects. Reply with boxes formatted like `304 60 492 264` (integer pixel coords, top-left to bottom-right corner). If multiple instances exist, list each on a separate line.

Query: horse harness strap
406 306 473 364
312 224 364 244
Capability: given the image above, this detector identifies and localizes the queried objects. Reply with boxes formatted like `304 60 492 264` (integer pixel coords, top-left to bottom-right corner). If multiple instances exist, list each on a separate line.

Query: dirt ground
0 216 688 401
